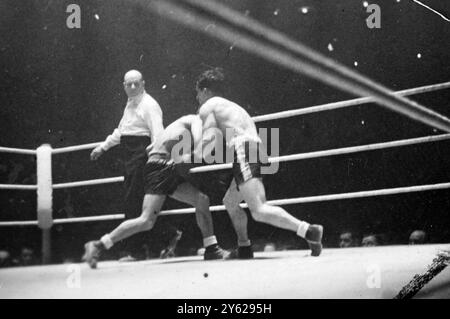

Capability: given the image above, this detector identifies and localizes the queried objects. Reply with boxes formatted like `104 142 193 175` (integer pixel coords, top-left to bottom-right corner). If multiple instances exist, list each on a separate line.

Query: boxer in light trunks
83 115 229 268
195 68 324 257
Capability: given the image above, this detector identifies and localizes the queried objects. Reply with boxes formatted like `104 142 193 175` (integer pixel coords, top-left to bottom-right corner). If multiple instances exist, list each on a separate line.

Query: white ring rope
147 0 450 132
1 181 449 226
1 82 448 190
0 82 449 225
253 81 450 123
0 146 36 155
47 81 450 155
0 220 43 227
1 133 449 190
52 177 124 190
0 184 37 190
189 133 450 173
52 142 101 155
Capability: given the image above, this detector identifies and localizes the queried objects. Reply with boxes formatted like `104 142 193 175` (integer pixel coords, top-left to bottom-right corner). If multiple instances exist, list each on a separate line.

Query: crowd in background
0 151 437 270
1 0 450 268
1 118 448 268
0 227 432 268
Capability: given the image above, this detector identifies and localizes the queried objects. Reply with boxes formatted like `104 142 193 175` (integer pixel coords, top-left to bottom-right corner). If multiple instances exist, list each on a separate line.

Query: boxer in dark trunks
83 115 229 268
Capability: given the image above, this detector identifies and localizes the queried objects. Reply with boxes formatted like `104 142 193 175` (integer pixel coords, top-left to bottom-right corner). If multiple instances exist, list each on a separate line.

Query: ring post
36 144 53 264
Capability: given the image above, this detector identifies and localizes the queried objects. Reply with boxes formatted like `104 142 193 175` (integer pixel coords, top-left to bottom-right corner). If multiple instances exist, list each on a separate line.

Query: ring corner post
36 144 53 264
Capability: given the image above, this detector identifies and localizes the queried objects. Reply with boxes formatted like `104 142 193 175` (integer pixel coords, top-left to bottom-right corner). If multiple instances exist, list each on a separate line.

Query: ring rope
52 142 101 155
1 83 449 223
0 146 36 155
1 181 449 226
0 184 37 190
189 133 450 173
148 0 450 132
1 133 449 190
48 81 450 155
52 176 124 190
253 81 450 123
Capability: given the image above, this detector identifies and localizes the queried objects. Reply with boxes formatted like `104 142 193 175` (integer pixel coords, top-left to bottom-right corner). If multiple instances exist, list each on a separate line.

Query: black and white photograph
0 0 449 301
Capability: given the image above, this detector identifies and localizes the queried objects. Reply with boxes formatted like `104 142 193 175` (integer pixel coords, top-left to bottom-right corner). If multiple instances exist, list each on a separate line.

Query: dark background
0 0 449 263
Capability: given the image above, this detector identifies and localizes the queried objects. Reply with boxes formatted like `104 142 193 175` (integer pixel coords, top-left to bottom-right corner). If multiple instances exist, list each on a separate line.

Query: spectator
409 230 427 245
339 231 358 248
263 243 277 252
15 247 37 266
361 234 380 247
0 250 12 268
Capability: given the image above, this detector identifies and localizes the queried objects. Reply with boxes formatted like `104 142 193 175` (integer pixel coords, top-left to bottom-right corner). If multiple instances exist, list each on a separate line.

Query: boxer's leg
170 182 229 260
238 178 323 256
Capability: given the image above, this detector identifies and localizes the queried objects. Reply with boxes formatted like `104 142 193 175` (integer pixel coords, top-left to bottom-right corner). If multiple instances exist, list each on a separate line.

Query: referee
90 70 164 260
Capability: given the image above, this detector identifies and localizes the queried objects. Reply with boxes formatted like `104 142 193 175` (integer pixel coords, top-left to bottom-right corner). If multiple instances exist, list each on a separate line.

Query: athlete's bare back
198 97 260 145
147 114 201 160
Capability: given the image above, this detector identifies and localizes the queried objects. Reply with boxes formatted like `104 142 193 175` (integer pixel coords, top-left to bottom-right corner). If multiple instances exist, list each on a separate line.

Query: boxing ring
1 79 449 298
0 245 448 299
1 0 450 298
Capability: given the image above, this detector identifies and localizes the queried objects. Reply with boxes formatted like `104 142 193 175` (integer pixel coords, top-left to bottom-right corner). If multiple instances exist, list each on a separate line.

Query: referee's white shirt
100 91 164 151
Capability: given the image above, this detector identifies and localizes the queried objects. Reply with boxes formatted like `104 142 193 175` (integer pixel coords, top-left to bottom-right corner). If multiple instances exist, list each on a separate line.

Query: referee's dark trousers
120 135 151 258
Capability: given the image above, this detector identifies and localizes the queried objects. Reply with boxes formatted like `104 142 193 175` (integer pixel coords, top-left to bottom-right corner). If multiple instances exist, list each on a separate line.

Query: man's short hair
196 67 226 95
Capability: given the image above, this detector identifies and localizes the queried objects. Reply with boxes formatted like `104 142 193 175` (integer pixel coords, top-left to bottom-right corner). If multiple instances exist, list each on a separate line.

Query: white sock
296 221 310 238
238 240 251 247
203 236 217 248
100 234 114 250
